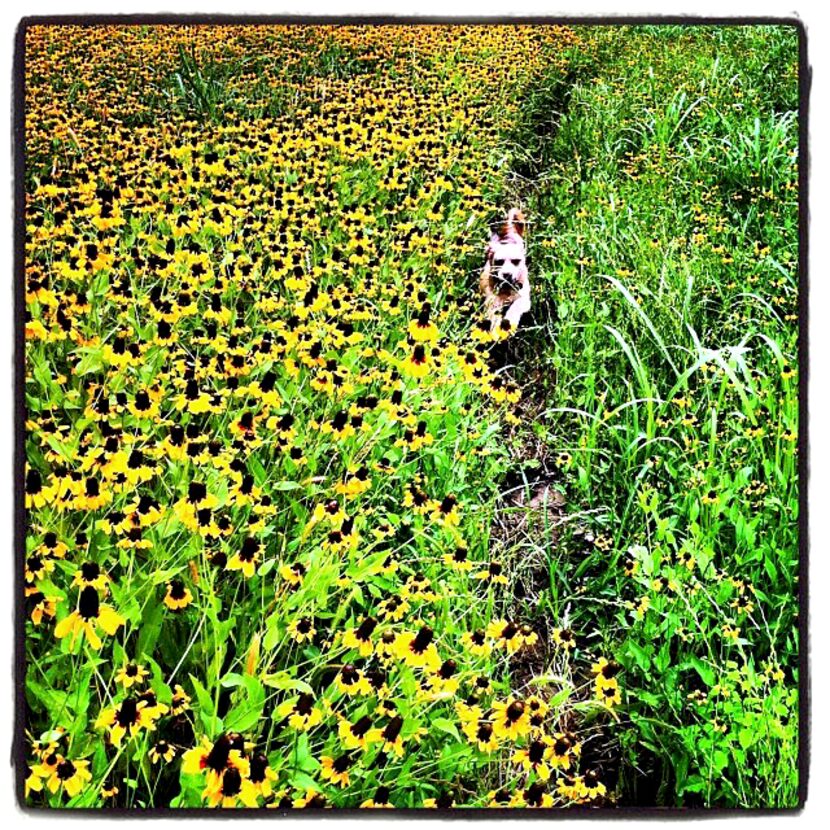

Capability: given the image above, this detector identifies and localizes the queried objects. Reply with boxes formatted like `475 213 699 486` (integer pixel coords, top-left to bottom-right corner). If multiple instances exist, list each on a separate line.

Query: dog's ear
510 209 526 238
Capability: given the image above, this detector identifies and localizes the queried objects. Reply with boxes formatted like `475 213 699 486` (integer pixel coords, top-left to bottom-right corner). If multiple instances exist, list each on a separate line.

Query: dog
479 208 531 332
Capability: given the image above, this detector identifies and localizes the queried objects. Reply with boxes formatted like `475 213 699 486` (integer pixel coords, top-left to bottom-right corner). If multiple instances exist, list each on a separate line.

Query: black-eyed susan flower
425 659 460 698
337 714 382 751
596 680 622 708
171 684 192 715
293 789 328 809
360 785 393 808
517 781 555 808
54 586 125 650
95 696 159 747
591 657 621 688
408 303 440 342
25 467 57 509
401 343 431 378
204 765 260 808
432 494 461 527
486 788 512 807
248 752 278 798
342 616 377 656
549 732 580 770
423 791 454 808
26 588 59 626
553 627 577 651
487 619 535 654
278 561 306 588
578 770 607 801
100 776 120 800
474 560 508 586
25 764 44 799
182 732 247 789
512 736 555 781
335 664 373 697
393 625 442 672
460 628 492 657
376 714 406 757
149 740 177 764
277 693 323 731
443 543 473 572
39 756 92 798
287 616 316 644
492 697 531 741
164 579 193 611
115 661 149 689
72 561 109 592
227 537 261 579
320 753 354 788
462 717 500 753
377 594 410 622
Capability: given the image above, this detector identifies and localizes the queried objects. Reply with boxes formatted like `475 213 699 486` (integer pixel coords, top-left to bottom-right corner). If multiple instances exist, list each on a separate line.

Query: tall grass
505 24 800 807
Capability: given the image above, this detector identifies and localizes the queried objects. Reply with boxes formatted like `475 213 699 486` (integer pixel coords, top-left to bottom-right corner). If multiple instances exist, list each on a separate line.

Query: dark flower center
355 617 377 639
350 716 372 738
116 698 139 727
205 736 231 772
295 693 314 715
528 741 545 763
56 760 76 781
188 481 207 503
169 580 187 600
439 660 457 679
411 626 434 653
333 754 352 773
382 716 403 742
249 753 268 783
78 586 100 620
221 767 242 797
476 722 493 741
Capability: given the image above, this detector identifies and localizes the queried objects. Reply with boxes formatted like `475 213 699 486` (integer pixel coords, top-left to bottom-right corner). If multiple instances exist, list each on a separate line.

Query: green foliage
507 24 800 808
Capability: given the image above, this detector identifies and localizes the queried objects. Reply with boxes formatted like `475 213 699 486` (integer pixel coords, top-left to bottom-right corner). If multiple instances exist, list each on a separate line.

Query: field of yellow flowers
21 22 802 810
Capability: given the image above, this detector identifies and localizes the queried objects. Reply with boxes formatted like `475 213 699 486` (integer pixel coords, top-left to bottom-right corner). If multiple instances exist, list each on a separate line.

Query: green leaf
547 686 573 709
137 599 165 659
73 345 105 375
738 727 756 750
431 717 461 741
691 656 715 687
223 674 266 733
295 733 319 772
271 480 302 491
628 639 652 674
711 749 730 772
26 677 69 714
189 673 220 734
261 671 313 696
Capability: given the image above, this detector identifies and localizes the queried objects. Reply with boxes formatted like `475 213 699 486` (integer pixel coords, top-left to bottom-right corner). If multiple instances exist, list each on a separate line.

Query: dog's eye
511 259 521 266
493 259 505 267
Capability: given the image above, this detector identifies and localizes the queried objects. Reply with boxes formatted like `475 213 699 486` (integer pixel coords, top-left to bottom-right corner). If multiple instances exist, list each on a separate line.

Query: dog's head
488 240 526 294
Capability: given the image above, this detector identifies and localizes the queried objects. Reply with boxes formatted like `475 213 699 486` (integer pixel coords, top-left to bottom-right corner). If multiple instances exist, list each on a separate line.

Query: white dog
479 208 531 332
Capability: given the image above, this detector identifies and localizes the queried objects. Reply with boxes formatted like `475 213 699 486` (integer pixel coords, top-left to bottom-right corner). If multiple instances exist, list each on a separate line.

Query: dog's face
488 239 526 294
